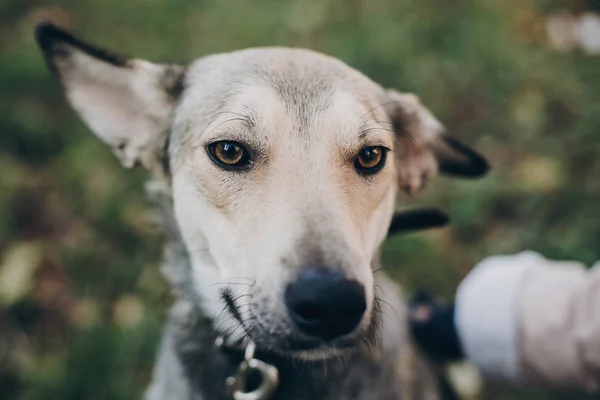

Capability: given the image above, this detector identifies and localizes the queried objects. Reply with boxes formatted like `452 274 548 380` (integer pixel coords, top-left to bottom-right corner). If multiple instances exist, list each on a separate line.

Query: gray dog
35 22 487 400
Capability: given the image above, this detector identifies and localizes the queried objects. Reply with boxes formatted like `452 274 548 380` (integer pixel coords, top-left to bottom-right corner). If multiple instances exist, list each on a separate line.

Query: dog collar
216 337 279 400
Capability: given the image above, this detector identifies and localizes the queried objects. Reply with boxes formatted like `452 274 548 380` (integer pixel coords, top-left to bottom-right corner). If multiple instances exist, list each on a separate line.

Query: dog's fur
35 22 487 400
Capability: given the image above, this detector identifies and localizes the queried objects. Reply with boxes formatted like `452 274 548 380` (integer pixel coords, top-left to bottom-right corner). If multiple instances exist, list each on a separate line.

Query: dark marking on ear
162 64 187 101
385 102 415 144
35 22 131 74
161 131 171 177
435 136 489 178
391 119 404 134
387 208 449 237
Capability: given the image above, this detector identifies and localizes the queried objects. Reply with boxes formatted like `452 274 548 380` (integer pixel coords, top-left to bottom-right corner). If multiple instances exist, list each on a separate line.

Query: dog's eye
207 141 251 169
354 146 388 175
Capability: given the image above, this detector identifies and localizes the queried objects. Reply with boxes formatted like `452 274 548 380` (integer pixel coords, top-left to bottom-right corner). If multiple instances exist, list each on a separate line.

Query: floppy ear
35 23 186 171
384 90 489 195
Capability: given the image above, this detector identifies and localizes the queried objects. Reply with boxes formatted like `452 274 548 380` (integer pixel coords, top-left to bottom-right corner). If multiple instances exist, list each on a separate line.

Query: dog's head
36 23 487 359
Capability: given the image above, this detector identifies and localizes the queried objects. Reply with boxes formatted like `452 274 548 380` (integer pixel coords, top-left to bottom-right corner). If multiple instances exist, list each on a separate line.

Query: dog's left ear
35 22 186 171
384 90 489 195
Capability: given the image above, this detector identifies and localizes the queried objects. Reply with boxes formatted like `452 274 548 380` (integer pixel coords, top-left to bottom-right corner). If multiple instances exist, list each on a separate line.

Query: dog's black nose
284 268 366 341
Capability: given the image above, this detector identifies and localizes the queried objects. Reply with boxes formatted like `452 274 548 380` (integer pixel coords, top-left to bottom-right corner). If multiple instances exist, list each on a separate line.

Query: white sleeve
455 251 600 392
454 251 543 382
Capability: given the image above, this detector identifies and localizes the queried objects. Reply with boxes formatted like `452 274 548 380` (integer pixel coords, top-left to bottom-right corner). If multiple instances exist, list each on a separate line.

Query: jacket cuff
454 251 540 382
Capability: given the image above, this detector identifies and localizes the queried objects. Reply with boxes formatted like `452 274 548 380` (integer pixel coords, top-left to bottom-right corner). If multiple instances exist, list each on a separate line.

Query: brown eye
207 141 251 169
354 146 388 175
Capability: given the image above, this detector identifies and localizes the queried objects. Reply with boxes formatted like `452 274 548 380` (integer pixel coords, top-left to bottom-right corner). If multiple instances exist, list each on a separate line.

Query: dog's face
36 24 487 359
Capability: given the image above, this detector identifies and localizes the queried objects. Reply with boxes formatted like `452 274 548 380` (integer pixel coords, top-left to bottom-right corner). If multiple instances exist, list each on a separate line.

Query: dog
35 22 488 400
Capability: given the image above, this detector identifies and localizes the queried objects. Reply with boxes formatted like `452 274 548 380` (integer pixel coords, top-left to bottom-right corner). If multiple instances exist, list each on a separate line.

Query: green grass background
0 0 598 399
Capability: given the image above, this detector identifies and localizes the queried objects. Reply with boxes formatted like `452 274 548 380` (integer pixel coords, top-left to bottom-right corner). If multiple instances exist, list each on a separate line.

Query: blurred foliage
0 0 598 399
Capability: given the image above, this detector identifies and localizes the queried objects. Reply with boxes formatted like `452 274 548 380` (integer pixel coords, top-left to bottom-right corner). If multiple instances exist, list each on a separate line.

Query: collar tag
217 338 279 400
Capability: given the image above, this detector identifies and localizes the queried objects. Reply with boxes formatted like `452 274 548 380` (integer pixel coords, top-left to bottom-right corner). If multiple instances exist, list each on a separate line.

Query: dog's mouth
219 288 381 360
255 315 381 360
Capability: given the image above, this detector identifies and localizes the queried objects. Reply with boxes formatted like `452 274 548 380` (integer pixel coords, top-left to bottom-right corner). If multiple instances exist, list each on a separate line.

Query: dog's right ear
35 23 186 170
384 90 489 195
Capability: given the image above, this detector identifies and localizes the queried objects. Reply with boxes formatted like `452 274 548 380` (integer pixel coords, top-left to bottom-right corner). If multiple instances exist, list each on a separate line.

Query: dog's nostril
294 303 325 322
284 268 366 341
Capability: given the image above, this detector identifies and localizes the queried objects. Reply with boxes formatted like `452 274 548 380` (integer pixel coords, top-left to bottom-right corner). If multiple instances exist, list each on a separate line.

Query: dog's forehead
173 48 387 146
186 47 380 96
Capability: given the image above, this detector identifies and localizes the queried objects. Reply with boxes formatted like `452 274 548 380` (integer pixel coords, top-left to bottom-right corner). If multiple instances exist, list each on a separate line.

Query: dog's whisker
375 297 400 322
212 290 253 336
224 322 246 342
213 309 251 336
360 126 396 135
220 310 253 342
187 280 255 302
193 116 254 149
373 265 423 285
214 314 236 333
213 110 255 127
212 305 235 328
355 99 413 128
369 120 395 126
